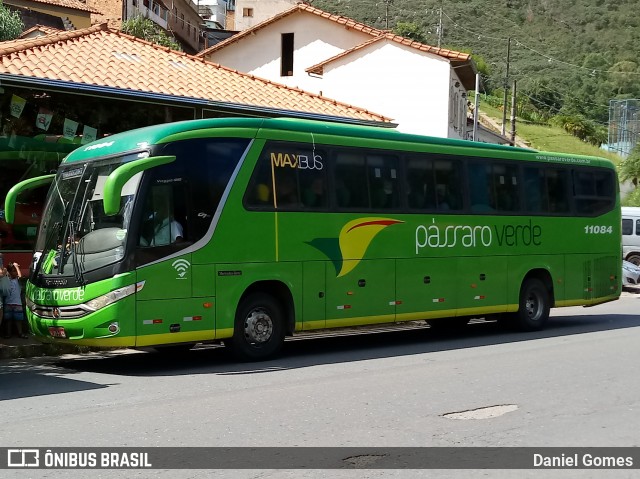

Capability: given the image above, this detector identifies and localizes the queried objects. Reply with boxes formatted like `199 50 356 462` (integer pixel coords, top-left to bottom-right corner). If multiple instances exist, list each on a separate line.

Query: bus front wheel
515 278 550 331
229 293 285 361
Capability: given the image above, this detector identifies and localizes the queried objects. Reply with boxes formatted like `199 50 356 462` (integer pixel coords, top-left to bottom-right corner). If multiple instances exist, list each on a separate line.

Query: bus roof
62 117 615 169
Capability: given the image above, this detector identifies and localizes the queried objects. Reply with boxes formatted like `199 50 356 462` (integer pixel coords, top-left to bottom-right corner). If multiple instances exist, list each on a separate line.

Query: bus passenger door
324 259 396 327
456 256 508 316
302 261 326 330
395 258 458 322
133 170 215 347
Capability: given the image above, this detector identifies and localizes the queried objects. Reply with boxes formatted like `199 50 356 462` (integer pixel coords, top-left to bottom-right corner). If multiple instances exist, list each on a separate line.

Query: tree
0 4 24 41
619 143 640 206
121 15 181 51
393 22 427 43
619 142 640 184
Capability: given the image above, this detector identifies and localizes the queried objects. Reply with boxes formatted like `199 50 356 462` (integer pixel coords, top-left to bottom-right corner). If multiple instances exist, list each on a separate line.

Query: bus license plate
48 327 66 338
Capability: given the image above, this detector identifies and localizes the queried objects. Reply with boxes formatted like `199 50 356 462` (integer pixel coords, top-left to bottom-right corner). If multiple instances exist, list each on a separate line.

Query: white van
622 206 640 264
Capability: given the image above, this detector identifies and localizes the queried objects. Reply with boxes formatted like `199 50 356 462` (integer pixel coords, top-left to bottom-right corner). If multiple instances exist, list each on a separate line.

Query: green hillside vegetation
478 99 620 162
311 0 640 146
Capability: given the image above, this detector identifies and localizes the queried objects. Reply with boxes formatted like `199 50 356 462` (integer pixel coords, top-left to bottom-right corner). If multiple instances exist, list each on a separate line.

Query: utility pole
501 37 511 136
510 80 517 145
437 7 443 48
473 73 480 141
384 0 393 29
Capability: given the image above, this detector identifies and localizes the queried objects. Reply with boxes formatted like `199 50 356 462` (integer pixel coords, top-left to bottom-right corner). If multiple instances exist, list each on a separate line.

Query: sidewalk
0 335 87 360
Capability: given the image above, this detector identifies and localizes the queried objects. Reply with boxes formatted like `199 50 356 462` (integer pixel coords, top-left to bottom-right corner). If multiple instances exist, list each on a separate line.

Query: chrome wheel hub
244 308 273 344
525 294 540 320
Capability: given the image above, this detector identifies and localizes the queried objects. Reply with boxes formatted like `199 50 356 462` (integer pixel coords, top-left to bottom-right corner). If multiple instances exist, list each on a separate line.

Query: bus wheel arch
228 281 293 361
514 269 553 331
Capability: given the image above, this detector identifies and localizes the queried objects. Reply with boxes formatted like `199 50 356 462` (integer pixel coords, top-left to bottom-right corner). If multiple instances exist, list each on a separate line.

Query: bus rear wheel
229 293 285 361
514 278 550 331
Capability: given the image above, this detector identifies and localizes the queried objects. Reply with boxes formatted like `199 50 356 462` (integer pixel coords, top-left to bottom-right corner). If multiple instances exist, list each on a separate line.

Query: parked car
622 207 640 265
622 260 640 288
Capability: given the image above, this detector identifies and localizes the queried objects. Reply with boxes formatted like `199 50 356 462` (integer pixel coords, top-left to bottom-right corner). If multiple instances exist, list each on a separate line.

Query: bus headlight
84 284 137 311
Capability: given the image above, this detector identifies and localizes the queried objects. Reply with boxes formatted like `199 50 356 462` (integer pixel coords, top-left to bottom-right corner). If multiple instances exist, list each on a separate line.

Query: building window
243 8 254 17
281 33 294 77
181 14 185 29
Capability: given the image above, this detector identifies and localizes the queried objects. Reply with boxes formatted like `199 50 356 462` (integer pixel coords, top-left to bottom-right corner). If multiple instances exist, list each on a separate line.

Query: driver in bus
140 201 183 246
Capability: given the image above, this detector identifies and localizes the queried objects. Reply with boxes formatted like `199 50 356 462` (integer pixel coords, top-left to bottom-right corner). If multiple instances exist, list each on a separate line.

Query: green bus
4 118 621 360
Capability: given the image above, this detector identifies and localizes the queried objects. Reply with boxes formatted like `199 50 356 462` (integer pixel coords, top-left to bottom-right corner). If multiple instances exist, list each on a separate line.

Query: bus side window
335 152 367 209
524 167 545 213
143 137 248 244
274 169 299 208
367 154 399 209
301 176 326 208
246 142 328 210
546 169 570 214
493 164 520 212
298 151 327 209
469 163 495 213
138 183 185 248
435 159 462 211
245 148 274 209
335 179 351 207
573 169 614 216
406 156 435 210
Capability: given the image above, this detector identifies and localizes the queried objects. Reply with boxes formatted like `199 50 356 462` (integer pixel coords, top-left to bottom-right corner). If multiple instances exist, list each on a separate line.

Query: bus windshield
34 152 146 281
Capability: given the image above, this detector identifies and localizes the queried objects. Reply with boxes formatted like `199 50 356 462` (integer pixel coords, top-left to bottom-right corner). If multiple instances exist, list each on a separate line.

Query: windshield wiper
33 221 61 279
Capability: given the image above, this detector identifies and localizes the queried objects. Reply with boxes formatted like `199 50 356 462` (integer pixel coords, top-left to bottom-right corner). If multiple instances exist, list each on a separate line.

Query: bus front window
33 154 145 282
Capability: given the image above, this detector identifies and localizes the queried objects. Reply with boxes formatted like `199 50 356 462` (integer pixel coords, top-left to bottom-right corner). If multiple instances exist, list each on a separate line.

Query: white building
197 3 476 138
199 0 228 27
231 0 298 30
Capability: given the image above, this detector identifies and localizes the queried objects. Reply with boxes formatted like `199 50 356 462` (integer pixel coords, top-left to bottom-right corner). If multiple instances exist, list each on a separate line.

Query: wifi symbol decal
172 259 191 278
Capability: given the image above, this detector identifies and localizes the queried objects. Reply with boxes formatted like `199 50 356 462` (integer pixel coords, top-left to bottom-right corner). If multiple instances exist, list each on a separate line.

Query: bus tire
229 293 285 361
515 278 550 331
627 254 640 266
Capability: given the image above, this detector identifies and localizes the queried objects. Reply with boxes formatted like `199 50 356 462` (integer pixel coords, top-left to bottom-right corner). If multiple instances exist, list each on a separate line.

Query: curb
0 341 102 360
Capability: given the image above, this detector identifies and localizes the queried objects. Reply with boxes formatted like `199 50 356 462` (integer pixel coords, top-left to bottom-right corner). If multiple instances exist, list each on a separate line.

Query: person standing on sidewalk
3 262 27 338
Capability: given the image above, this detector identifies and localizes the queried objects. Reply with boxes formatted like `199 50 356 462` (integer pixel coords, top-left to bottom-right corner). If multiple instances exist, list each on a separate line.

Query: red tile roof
196 3 476 88
0 24 390 123
197 3 471 64
307 33 472 75
22 0 102 14
18 25 64 39
196 3 386 58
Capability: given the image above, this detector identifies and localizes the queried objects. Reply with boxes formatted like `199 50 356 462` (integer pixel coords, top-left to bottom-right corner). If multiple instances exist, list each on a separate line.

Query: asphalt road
2 293 640 478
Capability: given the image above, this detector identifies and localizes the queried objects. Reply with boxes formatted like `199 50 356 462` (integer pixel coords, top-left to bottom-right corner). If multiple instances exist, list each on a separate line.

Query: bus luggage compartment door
395 257 457 321
324 259 395 327
135 253 215 346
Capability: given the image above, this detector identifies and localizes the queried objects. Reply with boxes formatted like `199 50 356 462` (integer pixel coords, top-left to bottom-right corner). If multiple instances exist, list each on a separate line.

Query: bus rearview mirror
3 174 55 224
102 155 176 216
